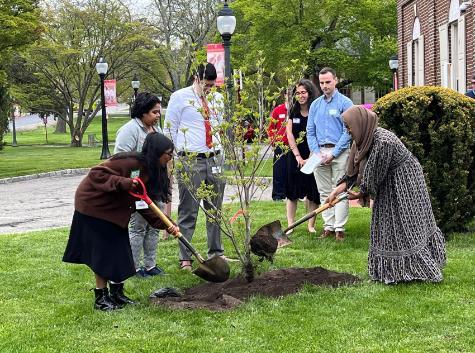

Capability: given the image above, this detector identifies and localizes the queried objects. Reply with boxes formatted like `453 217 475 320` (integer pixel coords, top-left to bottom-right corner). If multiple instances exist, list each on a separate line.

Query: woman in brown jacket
63 132 178 311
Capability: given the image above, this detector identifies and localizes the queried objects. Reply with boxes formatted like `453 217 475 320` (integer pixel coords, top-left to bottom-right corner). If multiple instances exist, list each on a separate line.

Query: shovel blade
250 220 280 259
193 256 230 283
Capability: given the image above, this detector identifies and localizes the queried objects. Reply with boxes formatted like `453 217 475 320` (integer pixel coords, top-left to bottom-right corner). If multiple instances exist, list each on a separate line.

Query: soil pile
150 267 360 311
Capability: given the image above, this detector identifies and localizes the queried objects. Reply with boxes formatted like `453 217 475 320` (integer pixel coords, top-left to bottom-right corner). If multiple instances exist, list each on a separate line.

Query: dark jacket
74 156 168 229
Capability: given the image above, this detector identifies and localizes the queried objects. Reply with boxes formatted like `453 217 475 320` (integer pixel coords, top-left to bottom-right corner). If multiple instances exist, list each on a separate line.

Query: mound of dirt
150 267 360 311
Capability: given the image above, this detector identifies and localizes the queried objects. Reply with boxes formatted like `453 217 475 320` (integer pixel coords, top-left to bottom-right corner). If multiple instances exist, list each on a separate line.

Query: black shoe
144 265 165 276
109 282 136 306
135 267 151 278
94 288 119 311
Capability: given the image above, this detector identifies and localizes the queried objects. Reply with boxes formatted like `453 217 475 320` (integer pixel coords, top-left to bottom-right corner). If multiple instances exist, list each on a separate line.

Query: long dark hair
111 132 173 202
289 79 318 119
131 92 161 120
140 132 173 202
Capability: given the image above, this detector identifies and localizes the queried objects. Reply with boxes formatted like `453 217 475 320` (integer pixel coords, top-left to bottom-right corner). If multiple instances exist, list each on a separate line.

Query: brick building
397 0 474 93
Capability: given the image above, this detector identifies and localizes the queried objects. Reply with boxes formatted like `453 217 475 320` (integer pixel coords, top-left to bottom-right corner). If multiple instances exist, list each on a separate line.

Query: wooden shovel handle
283 193 348 233
129 177 206 263
149 202 206 264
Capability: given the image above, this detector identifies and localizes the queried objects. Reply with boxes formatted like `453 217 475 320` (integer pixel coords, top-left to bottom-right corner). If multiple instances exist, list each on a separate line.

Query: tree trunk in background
54 117 66 133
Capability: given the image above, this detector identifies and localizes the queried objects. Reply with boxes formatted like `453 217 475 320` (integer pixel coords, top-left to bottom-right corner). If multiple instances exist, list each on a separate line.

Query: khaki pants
314 148 350 232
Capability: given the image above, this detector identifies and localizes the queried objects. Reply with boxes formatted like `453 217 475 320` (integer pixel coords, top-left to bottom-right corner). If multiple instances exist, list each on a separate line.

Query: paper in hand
300 153 326 174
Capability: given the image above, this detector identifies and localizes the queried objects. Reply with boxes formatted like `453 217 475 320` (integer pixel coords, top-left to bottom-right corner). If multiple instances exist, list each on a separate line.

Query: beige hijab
342 105 378 184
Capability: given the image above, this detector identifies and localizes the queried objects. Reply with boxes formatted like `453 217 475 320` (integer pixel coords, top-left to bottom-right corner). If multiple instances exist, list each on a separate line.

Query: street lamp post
11 108 18 147
95 57 111 159
131 74 140 100
157 95 163 129
217 0 236 91
389 55 399 91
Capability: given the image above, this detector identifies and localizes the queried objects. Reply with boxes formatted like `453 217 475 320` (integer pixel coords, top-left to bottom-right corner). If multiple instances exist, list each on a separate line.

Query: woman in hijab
327 106 446 284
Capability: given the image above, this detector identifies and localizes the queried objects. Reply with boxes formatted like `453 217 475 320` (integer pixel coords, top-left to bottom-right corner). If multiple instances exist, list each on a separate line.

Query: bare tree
141 0 221 93
22 0 151 146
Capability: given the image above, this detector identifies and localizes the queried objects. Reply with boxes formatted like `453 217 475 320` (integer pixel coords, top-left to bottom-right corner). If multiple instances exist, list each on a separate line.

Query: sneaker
144 266 165 276
135 267 151 278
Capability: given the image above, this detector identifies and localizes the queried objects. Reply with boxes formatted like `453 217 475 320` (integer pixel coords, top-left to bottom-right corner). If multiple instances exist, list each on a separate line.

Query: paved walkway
0 171 273 235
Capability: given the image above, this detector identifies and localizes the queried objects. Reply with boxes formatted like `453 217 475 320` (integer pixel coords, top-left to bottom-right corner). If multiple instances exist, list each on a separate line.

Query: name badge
135 200 149 210
329 109 338 116
279 114 286 119
130 169 140 178
292 118 300 124
211 166 222 174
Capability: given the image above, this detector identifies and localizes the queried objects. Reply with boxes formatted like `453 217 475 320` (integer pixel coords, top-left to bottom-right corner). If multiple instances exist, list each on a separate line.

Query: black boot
94 288 119 311
109 282 136 306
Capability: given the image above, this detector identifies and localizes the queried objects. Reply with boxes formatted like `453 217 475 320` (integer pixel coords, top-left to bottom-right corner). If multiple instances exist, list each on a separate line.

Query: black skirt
63 211 136 283
286 155 320 202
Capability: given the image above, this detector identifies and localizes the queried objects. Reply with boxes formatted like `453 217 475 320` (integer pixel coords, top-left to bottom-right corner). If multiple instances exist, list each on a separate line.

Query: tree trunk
54 117 67 133
70 129 83 147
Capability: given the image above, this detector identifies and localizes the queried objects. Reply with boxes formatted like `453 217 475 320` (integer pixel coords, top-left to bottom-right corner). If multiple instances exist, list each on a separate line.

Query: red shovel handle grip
128 177 153 205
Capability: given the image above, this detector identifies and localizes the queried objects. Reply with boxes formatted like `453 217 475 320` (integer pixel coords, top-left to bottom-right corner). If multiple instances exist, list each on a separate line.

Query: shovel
129 177 230 283
251 192 349 256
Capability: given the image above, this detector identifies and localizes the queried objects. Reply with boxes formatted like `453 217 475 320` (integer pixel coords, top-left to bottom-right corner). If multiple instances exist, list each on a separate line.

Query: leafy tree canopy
0 0 41 148
232 0 396 90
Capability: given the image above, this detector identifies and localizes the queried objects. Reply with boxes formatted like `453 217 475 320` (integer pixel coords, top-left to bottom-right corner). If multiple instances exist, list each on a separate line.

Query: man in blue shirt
307 67 353 241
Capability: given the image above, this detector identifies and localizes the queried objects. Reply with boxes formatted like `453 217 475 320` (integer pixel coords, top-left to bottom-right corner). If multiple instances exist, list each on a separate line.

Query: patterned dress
360 128 446 284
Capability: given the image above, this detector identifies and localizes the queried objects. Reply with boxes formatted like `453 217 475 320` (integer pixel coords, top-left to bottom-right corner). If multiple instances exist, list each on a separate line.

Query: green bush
373 86 475 234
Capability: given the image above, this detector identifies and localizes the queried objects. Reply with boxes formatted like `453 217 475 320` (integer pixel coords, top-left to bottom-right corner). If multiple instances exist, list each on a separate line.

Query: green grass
0 117 130 178
4 116 129 146
0 145 106 178
224 157 273 179
1 117 274 179
1 204 474 353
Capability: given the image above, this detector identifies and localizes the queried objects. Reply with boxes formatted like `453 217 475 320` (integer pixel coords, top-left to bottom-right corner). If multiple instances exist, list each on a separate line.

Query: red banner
207 44 225 86
104 79 118 107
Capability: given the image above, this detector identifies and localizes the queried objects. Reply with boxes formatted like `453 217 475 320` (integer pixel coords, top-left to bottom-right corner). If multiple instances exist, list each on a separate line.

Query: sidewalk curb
0 168 90 184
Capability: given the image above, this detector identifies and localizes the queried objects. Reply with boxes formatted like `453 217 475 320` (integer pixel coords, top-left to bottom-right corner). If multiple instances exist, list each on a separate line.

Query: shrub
373 86 475 234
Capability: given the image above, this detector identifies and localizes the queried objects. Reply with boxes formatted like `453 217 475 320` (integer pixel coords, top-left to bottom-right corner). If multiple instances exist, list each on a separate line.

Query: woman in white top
114 92 166 277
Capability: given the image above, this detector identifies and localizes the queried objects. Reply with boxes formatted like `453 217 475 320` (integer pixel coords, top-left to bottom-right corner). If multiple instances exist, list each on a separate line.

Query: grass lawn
0 117 129 178
1 117 274 179
1 204 473 353
4 116 129 146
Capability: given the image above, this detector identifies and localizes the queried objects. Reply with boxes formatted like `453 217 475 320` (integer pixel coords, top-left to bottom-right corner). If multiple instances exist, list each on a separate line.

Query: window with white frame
439 0 466 92
407 17 424 86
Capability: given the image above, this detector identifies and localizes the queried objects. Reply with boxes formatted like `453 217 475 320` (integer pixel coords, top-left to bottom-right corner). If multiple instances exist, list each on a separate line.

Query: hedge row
373 86 475 234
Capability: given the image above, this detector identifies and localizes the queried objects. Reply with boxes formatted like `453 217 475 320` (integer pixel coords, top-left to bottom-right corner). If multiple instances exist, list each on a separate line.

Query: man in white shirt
164 63 225 270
